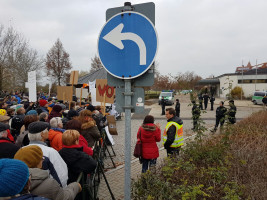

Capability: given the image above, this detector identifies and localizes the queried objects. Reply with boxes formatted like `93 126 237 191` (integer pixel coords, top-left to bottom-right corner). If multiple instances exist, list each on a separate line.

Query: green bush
230 86 244 99
132 111 267 199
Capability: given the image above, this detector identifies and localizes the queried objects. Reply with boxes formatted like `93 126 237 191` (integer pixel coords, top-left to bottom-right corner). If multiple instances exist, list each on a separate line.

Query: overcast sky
1 0 267 80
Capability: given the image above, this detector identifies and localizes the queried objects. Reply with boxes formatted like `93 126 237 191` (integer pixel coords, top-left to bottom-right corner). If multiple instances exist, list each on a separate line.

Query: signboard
115 87 145 113
96 79 115 104
69 71 79 85
57 86 73 102
98 11 158 79
75 88 89 99
28 71 37 102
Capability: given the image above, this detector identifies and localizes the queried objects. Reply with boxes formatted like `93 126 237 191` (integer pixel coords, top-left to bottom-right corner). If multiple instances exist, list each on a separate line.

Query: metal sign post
97 2 157 199
123 79 133 200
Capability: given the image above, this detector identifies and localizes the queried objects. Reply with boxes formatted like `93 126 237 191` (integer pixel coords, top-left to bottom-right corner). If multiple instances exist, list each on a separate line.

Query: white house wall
219 74 267 98
237 74 267 97
219 76 238 98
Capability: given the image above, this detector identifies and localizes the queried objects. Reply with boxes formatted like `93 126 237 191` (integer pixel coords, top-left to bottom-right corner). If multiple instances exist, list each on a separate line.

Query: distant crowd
0 90 109 199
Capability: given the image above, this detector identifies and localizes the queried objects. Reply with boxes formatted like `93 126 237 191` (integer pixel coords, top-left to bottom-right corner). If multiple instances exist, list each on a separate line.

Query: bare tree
0 25 43 91
46 39 72 85
0 25 20 90
79 70 89 78
90 55 103 73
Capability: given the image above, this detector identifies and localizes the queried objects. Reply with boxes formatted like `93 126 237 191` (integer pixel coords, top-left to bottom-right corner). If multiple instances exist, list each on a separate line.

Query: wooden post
69 71 76 110
102 93 106 116
79 87 83 107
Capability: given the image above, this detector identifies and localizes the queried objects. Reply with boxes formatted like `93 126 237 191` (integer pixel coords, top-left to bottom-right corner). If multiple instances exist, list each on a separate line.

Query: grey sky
0 0 266 80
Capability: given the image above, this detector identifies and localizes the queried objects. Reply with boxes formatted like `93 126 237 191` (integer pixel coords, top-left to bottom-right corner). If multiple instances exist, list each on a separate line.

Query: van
252 91 267 105
158 91 174 105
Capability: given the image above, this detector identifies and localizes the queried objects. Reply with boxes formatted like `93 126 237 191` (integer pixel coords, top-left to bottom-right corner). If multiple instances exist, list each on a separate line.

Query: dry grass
228 111 267 199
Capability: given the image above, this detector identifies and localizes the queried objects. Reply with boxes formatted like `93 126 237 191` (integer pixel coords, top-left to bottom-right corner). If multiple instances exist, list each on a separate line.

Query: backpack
11 116 24 137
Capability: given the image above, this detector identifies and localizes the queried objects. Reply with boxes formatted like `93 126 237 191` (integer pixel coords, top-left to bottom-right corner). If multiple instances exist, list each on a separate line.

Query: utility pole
255 59 258 91
241 60 243 100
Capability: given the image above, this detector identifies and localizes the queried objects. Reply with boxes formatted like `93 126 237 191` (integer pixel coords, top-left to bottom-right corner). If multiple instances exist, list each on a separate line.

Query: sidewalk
98 146 167 200
98 133 198 200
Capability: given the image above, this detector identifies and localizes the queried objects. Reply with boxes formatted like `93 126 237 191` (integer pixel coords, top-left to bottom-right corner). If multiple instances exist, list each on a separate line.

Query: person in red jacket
137 115 161 173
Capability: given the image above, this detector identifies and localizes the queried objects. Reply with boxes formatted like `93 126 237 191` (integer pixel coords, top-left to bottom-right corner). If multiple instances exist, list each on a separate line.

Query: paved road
98 94 263 199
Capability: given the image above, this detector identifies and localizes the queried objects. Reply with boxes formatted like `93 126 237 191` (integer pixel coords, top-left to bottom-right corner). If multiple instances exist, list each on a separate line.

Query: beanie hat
0 122 9 132
0 109 6 116
0 159 29 197
39 99 48 107
28 121 50 134
14 145 43 168
68 109 79 119
52 105 63 113
15 105 23 112
26 110 38 116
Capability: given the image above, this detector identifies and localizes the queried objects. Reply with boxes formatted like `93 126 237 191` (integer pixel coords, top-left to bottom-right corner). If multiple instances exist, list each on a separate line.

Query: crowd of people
0 91 108 199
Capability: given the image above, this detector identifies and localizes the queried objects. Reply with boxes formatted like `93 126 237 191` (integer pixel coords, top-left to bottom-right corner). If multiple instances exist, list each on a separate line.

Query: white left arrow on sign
103 23 147 65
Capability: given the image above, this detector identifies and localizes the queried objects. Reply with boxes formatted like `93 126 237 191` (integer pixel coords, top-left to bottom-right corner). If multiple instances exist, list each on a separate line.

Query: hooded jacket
137 123 161 159
59 145 97 184
79 135 93 156
80 120 101 147
28 142 68 188
164 116 183 149
48 128 64 151
29 168 80 200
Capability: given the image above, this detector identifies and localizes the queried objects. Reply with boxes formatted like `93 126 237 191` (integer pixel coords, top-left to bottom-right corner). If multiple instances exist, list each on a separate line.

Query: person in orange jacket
48 117 64 151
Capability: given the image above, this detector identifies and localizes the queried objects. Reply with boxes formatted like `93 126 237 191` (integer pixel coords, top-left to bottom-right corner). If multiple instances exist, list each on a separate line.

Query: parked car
252 91 267 105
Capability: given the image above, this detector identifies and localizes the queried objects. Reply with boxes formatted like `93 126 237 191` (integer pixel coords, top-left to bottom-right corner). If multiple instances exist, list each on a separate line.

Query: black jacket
210 96 215 102
229 104 237 117
192 104 200 116
59 146 97 184
203 94 209 102
0 137 20 158
216 106 227 118
164 116 183 149
175 102 180 112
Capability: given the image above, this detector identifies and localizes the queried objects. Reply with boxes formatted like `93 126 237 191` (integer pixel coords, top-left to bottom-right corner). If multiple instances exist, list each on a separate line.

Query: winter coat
48 128 64 151
175 102 180 112
216 106 227 118
80 121 101 147
79 135 93 156
228 104 237 117
203 94 210 103
192 104 200 117
262 97 267 104
0 137 20 158
11 114 25 137
28 142 68 187
137 123 161 159
164 116 183 150
29 168 80 200
59 145 97 184
15 130 30 147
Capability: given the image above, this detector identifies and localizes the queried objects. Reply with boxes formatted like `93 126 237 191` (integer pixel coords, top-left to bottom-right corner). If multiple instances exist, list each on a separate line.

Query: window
238 79 267 84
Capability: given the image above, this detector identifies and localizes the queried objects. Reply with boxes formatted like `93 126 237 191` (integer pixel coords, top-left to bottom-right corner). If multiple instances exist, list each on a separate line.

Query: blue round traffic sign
98 11 158 79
